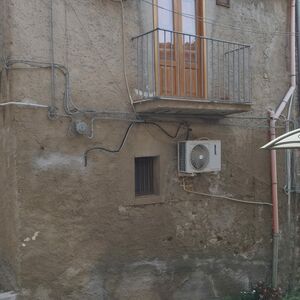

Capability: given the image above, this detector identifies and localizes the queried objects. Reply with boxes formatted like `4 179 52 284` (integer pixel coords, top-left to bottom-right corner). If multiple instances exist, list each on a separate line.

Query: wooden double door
155 0 206 98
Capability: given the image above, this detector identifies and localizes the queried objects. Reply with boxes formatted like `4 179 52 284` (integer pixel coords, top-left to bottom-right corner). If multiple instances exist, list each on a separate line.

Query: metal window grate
135 157 154 196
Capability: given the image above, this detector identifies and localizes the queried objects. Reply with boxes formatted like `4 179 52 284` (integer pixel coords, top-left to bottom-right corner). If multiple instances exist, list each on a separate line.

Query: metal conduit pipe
286 99 293 287
297 0 300 101
269 110 280 288
286 92 295 290
268 0 296 288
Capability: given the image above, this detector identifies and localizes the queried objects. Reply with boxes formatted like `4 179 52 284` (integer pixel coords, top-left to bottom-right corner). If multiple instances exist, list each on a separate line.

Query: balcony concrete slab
133 98 251 116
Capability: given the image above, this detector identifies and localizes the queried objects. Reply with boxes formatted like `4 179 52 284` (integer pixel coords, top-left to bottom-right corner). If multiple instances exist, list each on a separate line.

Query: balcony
132 28 252 116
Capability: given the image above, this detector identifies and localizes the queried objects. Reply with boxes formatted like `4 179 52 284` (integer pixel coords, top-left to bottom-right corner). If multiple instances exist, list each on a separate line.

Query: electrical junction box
74 121 89 135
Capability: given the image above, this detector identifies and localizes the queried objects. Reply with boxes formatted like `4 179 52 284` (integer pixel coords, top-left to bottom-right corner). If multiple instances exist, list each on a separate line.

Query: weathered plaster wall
13 108 284 299
0 0 10 102
0 0 295 299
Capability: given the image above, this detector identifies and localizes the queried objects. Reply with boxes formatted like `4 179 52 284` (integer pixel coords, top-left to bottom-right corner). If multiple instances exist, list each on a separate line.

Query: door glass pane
182 0 196 35
158 0 173 42
158 0 173 31
182 0 196 47
182 0 196 64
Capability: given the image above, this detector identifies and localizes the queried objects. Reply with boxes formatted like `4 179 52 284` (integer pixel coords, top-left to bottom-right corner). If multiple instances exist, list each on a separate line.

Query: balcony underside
133 97 251 116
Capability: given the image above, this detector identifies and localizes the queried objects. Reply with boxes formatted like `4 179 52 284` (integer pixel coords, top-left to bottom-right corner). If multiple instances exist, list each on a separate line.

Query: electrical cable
119 0 136 112
185 125 191 140
141 0 300 37
84 121 187 165
4 60 282 128
84 122 135 166
144 121 186 138
63 0 80 114
4 59 95 115
182 179 273 207
0 56 291 132
3 56 293 132
88 115 140 139
1 59 287 131
49 0 57 119
6 59 73 114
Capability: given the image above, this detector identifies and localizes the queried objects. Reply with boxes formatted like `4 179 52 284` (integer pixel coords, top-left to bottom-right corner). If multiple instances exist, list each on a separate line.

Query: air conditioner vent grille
190 144 209 170
179 142 186 172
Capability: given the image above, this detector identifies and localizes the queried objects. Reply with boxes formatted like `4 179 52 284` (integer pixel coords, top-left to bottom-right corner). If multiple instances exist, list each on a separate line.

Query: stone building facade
0 0 299 299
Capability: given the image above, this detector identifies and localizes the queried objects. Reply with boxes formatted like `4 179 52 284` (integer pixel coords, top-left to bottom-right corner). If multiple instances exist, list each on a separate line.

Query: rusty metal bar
189 35 192 96
171 31 174 96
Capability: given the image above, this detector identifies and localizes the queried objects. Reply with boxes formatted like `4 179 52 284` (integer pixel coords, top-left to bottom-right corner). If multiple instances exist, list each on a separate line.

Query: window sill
131 194 163 206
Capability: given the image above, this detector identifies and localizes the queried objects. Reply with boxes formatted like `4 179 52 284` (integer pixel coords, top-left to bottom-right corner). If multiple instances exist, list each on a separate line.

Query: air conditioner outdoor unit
178 140 221 174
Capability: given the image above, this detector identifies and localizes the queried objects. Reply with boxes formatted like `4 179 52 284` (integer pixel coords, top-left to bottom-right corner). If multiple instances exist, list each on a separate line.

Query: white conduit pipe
0 102 48 108
269 0 296 288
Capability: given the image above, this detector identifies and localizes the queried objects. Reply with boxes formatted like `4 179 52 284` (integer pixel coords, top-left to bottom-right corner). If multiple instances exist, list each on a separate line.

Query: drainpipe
269 110 280 288
290 0 300 290
298 0 300 102
268 0 296 288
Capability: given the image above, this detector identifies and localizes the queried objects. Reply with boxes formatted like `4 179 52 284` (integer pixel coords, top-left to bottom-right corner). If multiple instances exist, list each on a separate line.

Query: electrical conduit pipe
269 0 296 288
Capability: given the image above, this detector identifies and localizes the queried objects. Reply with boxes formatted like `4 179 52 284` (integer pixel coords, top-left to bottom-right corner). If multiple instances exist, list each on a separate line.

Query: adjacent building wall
0 0 296 299
0 106 18 291
0 0 10 102
0 1 18 292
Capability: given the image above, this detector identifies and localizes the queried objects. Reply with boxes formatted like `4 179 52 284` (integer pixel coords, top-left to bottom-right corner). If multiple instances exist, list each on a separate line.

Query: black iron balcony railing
132 28 251 104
